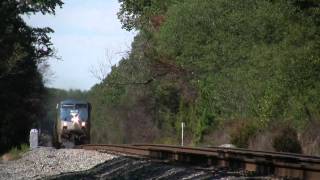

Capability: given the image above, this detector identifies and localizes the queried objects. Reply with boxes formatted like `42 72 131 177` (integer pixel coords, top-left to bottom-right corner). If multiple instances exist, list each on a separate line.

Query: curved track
79 144 320 179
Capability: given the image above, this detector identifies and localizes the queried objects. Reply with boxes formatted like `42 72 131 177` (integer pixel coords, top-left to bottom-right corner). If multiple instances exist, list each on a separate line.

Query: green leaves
118 0 177 31
147 0 320 146
0 0 62 153
18 0 63 15
91 0 320 146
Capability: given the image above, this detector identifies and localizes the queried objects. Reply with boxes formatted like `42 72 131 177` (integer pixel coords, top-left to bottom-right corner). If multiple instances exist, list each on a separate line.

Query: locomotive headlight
81 122 86 127
63 122 67 127
71 116 79 123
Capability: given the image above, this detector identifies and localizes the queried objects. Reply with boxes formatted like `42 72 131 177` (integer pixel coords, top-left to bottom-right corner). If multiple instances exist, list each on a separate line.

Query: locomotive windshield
76 104 89 121
60 103 89 121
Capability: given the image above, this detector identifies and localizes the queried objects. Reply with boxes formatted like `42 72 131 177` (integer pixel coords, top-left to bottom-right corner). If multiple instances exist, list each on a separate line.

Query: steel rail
79 144 150 156
79 144 320 179
132 144 320 163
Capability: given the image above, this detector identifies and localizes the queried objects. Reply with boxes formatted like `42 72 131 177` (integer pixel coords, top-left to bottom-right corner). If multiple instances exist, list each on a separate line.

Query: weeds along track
79 144 320 179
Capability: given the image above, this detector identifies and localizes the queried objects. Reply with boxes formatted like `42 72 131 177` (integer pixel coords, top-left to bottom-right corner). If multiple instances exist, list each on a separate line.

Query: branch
105 72 167 86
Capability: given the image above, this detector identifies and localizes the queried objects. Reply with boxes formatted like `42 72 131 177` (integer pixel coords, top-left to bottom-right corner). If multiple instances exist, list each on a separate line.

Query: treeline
88 0 320 154
0 0 62 154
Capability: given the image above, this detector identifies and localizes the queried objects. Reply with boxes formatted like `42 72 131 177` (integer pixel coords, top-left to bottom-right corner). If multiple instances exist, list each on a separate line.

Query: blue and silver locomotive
53 99 91 147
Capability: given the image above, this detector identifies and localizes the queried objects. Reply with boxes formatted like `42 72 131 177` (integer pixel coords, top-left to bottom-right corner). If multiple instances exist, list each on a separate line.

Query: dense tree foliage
158 0 320 130
89 0 320 153
0 0 62 153
6 0 320 154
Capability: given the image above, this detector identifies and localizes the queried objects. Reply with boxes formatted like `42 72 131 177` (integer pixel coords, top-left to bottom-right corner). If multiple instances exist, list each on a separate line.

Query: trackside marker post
181 122 185 146
29 129 38 149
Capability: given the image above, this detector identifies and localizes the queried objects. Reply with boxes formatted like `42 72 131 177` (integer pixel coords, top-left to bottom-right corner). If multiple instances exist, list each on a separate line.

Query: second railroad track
79 144 320 179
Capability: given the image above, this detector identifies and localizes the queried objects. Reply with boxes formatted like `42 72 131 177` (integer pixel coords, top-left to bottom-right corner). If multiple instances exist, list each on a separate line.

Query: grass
2 144 30 161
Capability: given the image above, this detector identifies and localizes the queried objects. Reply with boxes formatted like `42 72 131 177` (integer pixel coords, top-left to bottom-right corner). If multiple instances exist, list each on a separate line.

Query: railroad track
79 144 320 179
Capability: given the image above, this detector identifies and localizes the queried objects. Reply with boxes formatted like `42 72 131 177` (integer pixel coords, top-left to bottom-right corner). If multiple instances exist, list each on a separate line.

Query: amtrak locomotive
52 99 91 148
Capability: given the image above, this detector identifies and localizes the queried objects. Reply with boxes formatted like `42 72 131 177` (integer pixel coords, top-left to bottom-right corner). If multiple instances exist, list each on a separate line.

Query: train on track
52 99 91 148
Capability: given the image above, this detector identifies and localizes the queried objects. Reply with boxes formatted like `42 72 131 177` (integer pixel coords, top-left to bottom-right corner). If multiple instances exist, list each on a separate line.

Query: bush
230 120 258 148
273 126 302 153
3 144 29 161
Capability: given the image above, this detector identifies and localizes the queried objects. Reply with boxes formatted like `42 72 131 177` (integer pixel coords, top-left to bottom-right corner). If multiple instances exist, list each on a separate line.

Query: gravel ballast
0 147 116 180
0 147 270 179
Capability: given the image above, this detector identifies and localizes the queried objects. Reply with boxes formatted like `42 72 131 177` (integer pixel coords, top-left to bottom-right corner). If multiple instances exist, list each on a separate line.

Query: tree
0 0 63 153
157 0 320 141
118 0 176 31
89 0 320 150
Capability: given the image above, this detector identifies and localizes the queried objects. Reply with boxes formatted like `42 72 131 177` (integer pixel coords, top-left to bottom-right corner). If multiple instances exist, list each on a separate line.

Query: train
52 99 91 148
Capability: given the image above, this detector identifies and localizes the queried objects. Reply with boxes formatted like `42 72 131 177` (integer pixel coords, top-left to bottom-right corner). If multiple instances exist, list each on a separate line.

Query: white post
29 129 38 149
181 122 185 146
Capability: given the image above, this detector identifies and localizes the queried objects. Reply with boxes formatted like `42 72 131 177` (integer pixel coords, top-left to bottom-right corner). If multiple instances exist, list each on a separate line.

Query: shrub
273 126 302 153
3 144 29 161
230 120 258 148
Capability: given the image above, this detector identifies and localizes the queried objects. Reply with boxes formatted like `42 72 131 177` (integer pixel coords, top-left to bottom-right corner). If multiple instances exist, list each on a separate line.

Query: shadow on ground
44 156 252 180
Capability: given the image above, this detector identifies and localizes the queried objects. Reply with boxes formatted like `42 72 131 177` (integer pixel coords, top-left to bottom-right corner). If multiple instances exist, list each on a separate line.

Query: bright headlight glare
72 116 79 123
81 122 86 127
63 122 67 127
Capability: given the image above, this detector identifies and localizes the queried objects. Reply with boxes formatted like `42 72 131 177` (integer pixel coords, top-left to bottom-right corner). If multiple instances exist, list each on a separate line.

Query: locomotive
52 99 91 148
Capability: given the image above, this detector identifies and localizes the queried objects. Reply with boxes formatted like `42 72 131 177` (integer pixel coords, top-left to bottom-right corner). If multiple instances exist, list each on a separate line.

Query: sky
24 0 135 90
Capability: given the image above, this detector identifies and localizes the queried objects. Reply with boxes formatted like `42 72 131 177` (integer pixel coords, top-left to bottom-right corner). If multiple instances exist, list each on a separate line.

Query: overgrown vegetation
230 120 259 148
2 0 319 155
2 144 29 161
273 126 302 153
88 0 320 154
0 0 63 154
